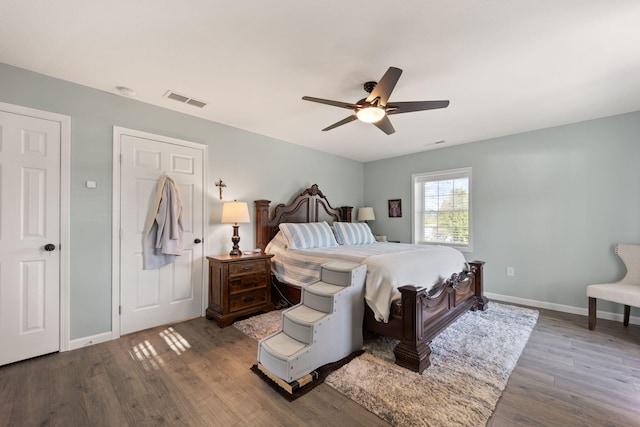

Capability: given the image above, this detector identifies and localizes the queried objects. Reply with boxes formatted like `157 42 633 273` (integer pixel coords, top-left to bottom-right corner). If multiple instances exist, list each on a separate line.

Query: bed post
393 285 431 373
255 199 271 252
338 206 353 222
469 260 488 311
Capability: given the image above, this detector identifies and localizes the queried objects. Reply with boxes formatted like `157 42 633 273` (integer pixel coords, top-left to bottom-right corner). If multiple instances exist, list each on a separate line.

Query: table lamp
357 207 375 222
221 200 250 256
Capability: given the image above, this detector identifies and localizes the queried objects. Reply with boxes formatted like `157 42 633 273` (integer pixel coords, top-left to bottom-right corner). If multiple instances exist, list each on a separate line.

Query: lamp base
230 224 242 256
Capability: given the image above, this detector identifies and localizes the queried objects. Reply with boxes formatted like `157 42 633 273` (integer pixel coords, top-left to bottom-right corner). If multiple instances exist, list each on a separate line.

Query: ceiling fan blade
373 115 395 135
302 96 360 110
366 67 403 106
386 100 450 115
322 115 358 131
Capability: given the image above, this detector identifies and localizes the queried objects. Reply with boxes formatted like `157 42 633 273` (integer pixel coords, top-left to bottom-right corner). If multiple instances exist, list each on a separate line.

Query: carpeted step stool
257 260 366 383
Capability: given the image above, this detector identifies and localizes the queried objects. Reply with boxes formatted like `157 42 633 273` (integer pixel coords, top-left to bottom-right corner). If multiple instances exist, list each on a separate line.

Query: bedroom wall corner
363 110 640 316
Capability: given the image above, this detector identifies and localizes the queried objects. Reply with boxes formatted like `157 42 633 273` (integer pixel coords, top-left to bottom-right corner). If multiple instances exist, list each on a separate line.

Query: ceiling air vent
164 90 207 108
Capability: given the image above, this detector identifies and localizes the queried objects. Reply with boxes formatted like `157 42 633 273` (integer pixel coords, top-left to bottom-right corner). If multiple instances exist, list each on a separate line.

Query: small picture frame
388 199 402 218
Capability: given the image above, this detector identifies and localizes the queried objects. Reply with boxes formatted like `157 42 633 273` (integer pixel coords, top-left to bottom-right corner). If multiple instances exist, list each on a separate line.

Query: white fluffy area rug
234 303 538 427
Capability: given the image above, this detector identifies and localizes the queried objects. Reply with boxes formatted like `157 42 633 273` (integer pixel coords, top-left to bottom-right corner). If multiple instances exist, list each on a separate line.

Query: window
412 167 472 251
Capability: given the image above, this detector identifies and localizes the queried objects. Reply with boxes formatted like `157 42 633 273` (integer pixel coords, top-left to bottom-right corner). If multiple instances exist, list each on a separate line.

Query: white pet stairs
257 261 366 388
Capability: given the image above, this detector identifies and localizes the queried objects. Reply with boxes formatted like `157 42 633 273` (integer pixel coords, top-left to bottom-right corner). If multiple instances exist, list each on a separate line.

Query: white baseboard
485 292 640 326
68 331 113 351
62 294 638 352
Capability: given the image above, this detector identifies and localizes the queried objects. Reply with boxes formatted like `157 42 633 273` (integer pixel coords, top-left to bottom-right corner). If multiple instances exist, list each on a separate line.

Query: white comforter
266 233 467 322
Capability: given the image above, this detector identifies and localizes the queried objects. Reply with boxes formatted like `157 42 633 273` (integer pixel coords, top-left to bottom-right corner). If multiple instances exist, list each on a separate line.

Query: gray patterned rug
234 303 538 427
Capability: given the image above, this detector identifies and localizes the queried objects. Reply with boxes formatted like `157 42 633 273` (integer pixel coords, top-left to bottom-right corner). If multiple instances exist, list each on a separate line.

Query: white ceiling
2 1 640 162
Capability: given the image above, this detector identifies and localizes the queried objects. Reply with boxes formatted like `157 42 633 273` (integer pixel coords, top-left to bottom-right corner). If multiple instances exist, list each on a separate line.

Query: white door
118 131 205 335
0 110 60 366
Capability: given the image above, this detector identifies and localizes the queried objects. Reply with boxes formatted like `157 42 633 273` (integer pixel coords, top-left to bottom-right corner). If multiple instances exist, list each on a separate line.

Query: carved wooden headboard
255 184 352 251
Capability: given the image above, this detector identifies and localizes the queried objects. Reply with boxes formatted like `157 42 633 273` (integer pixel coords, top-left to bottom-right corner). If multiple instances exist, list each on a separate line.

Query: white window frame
411 167 473 252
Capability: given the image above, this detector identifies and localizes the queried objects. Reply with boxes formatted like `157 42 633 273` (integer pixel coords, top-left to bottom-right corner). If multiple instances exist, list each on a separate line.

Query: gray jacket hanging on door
142 175 184 270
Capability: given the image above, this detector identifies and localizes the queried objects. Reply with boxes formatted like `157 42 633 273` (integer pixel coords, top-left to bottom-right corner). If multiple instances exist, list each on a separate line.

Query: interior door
0 110 60 366
119 132 204 335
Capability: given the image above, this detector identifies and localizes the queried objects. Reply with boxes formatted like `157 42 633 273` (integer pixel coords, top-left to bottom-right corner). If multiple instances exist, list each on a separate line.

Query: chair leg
624 305 630 327
588 297 597 330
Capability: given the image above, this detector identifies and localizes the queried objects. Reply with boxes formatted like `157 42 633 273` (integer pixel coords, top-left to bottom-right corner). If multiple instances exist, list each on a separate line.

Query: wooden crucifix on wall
215 179 226 200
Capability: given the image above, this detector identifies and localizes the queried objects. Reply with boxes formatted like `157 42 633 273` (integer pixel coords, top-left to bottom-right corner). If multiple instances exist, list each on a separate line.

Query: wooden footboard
364 261 487 373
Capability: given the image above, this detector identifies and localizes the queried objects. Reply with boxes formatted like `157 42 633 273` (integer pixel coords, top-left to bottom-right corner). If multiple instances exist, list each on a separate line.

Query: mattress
265 233 467 322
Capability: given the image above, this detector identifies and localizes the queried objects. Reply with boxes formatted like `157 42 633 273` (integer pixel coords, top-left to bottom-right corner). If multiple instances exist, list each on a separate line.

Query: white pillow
333 222 376 245
278 221 339 249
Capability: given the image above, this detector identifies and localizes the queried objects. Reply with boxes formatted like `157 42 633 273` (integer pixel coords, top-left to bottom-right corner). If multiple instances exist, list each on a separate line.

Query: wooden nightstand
206 253 274 327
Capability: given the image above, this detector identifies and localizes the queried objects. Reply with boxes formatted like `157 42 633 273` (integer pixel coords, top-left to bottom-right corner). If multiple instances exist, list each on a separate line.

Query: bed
255 184 488 373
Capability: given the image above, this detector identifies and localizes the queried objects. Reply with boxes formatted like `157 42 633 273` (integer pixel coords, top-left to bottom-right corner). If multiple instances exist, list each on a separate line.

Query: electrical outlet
506 266 515 277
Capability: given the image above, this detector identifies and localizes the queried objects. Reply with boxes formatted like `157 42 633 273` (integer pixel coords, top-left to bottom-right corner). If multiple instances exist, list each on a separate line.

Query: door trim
111 126 208 339
0 101 71 352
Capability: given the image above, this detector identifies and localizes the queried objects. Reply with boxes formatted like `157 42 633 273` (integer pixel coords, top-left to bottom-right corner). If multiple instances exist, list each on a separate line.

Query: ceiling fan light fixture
302 66 449 135
356 106 386 123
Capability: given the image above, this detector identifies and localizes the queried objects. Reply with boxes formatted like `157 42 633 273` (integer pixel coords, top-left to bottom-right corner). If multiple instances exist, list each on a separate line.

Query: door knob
194 238 202 244
44 243 56 252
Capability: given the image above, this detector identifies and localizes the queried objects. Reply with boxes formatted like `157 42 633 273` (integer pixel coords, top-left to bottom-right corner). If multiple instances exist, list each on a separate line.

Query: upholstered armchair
587 243 640 330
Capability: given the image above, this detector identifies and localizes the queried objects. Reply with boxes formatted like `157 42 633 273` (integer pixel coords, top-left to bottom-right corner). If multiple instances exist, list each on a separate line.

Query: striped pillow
333 222 376 245
279 221 338 250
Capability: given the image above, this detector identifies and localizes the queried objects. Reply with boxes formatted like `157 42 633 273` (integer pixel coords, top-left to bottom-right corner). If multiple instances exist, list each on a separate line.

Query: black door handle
194 238 202 244
44 243 56 252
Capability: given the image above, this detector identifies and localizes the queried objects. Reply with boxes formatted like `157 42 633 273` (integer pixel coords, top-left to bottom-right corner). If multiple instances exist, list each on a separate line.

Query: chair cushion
587 283 640 307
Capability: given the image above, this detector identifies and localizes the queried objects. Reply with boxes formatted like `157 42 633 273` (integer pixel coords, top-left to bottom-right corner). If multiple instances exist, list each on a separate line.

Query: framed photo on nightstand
388 199 402 217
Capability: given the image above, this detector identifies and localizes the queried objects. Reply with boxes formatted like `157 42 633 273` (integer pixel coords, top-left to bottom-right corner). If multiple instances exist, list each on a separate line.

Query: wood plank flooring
1 305 639 426
489 306 640 427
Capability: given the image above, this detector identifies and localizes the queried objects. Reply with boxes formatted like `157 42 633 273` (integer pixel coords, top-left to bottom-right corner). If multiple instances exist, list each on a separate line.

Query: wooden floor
1 305 639 427
489 306 640 427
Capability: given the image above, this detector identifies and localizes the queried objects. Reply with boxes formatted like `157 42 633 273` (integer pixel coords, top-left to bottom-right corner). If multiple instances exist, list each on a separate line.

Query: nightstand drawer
229 274 266 294
229 288 268 312
228 260 264 276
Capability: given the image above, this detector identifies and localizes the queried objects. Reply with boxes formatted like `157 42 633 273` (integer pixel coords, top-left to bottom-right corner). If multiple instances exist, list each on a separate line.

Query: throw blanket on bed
266 233 467 322
364 248 468 322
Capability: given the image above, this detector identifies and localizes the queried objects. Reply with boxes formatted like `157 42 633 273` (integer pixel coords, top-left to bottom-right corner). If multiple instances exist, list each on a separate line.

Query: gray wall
4 60 638 340
0 63 364 340
364 110 640 315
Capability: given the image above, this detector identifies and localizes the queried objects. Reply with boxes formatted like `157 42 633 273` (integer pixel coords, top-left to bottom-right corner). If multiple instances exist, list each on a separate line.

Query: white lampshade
356 107 385 123
357 207 375 221
221 201 250 224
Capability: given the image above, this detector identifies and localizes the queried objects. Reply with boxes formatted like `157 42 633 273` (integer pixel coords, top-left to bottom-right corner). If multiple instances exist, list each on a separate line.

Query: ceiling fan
302 67 449 135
